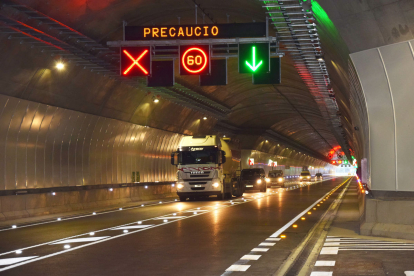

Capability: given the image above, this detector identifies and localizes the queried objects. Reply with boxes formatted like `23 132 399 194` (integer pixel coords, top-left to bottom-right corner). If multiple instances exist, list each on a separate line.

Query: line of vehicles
171 135 324 202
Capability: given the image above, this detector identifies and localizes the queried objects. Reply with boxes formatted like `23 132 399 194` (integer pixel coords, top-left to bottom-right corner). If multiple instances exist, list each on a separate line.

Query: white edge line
270 178 350 238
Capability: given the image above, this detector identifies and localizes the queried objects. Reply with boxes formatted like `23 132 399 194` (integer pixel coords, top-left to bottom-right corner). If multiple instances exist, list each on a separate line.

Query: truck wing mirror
171 152 180 166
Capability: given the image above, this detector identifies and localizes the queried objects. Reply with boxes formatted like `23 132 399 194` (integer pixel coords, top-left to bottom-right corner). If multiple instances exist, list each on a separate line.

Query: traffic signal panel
239 43 270 74
180 45 210 75
121 47 151 76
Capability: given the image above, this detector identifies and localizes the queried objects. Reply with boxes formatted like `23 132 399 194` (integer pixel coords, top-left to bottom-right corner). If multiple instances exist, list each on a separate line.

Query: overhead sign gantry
108 21 282 87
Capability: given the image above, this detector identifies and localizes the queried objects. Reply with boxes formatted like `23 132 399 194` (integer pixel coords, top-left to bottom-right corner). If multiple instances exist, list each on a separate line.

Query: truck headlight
300 176 303 179
177 183 184 189
212 182 220 188
278 178 283 182
257 179 262 184
307 176 311 179
265 178 270 183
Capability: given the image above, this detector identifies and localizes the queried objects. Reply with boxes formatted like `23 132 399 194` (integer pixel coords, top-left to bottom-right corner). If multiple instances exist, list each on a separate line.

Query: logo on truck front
190 147 203 151
178 167 219 172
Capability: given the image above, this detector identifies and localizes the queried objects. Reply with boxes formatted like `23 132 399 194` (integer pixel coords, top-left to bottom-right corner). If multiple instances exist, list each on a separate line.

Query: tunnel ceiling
0 0 377 161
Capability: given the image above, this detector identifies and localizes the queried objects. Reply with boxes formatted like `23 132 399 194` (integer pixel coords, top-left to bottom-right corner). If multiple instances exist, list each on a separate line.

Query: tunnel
0 0 413 275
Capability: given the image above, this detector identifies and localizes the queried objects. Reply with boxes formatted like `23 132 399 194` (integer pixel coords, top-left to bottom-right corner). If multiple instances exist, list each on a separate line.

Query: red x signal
123 49 149 75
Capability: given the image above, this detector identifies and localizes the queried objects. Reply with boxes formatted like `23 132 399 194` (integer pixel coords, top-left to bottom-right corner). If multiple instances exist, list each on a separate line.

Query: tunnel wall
0 94 182 190
351 39 414 192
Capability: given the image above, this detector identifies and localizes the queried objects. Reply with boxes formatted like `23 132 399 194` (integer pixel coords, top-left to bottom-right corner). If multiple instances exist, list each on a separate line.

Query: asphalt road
0 177 350 276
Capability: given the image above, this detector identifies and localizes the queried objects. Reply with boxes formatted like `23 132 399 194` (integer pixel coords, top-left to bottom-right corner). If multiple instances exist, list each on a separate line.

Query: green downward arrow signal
245 46 263 72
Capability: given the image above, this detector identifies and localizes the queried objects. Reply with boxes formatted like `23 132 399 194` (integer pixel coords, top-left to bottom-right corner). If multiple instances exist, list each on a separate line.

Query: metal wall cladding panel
99 120 112 185
351 49 397 191
26 104 47 189
15 102 39 189
59 111 78 187
130 125 140 181
113 122 125 184
43 108 61 188
381 41 414 192
136 126 148 182
51 109 71 187
5 100 28 190
89 117 105 185
0 95 184 190
83 116 99 186
0 96 12 190
35 107 58 188
74 114 89 186
125 125 134 183
67 114 84 187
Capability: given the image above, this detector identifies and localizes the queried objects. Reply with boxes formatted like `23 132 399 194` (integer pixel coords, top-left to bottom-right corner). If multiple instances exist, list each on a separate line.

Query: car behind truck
171 135 245 201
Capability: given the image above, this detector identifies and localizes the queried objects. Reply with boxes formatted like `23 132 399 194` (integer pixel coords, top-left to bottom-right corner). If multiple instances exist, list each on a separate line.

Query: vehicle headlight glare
177 183 184 189
300 176 303 179
257 179 262 184
265 178 270 183
212 182 220 188
278 178 283 182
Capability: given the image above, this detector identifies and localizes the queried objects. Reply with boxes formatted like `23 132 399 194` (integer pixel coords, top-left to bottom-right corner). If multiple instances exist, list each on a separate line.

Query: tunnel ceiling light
203 117 207 120
56 62 65 70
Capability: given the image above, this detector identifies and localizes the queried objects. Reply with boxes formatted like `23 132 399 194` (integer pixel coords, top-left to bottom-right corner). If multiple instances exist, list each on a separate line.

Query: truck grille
189 174 210 178
188 181 208 185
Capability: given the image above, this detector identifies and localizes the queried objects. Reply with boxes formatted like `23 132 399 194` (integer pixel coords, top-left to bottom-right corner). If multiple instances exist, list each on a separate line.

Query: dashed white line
52 237 109 244
310 272 333 276
251 248 269 252
112 225 153 230
259 242 275 246
225 265 251 272
240 255 261 260
314 261 335 266
320 247 339 255
0 257 38 266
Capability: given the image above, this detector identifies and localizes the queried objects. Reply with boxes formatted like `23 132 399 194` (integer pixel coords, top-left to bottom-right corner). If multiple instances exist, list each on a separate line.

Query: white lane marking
156 216 187 219
0 178 337 272
405 272 414 276
310 272 333 276
225 265 250 272
269 186 335 238
0 199 178 233
320 247 339 254
112 225 153 230
259 242 275 246
251 248 269 252
324 242 340 246
0 257 37 265
0 196 266 272
340 248 414 250
266 238 281 241
52 237 109 244
241 255 261 260
325 238 341 242
315 261 335 266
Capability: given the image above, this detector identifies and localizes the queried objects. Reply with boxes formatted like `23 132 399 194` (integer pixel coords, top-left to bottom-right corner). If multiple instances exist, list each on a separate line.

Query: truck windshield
180 150 217 165
241 170 261 177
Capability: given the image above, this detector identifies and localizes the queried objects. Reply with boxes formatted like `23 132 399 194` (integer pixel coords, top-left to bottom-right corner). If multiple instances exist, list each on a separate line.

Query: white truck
171 135 244 201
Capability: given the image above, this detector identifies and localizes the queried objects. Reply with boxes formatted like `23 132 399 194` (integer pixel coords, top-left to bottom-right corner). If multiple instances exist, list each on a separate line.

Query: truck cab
171 135 243 201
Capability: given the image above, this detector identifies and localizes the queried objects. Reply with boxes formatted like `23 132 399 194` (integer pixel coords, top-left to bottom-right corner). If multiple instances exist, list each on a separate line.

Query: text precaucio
143 26 219 38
